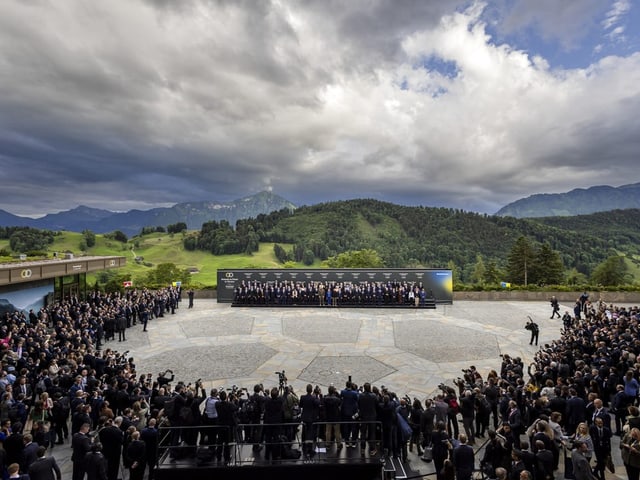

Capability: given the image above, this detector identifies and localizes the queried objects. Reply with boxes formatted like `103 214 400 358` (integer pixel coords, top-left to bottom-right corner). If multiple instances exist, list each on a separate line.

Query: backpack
241 397 258 420
179 405 194 424
447 397 460 414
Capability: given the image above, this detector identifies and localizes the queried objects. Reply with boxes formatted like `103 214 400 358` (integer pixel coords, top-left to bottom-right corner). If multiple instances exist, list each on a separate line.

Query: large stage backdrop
216 268 453 304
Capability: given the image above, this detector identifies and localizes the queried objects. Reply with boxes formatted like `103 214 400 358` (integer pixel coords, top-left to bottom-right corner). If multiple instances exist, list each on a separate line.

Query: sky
1 0 639 217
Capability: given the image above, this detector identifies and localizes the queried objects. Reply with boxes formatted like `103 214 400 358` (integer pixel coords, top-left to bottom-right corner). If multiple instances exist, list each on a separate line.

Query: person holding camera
156 370 174 388
525 318 539 346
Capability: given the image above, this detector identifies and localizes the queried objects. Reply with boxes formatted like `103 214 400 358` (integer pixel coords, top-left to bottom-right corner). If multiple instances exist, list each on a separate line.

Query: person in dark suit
4 423 25 468
98 417 123 480
507 401 523 449
571 440 597 480
534 440 554 480
550 296 560 319
432 421 452 480
357 382 379 456
125 430 146 480
28 446 62 480
452 434 475 480
140 418 159 480
71 423 92 480
299 384 321 458
591 399 612 431
263 387 285 462
589 417 612 480
21 433 39 473
215 390 239 464
116 314 127 342
566 389 587 435
84 442 108 480
187 289 194 308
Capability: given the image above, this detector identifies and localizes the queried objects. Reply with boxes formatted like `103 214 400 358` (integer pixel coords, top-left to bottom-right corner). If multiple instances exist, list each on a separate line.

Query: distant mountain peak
496 183 640 218
0 191 297 235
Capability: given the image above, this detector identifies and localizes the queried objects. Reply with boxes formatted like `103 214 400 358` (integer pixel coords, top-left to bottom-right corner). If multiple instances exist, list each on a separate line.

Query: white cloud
0 0 639 216
602 0 631 30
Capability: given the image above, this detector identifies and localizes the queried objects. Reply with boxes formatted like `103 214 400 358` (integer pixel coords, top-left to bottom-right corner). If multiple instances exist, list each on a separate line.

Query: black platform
155 442 390 480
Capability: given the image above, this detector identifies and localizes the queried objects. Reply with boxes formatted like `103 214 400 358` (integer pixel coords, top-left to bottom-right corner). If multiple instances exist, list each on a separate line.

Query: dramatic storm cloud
1 0 639 216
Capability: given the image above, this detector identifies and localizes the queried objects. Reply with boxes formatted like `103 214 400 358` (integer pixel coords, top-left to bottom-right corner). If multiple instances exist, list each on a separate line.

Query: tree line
176 200 640 286
3 201 638 288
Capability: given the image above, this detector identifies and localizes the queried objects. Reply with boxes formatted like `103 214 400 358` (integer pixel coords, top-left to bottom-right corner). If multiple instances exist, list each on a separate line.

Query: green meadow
0 231 306 288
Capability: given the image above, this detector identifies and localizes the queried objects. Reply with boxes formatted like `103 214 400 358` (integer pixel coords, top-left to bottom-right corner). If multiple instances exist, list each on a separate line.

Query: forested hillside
186 200 640 283
4 201 640 287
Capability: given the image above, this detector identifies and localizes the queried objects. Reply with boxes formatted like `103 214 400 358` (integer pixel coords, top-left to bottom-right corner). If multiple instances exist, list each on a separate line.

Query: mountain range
0 191 296 236
2 183 640 235
495 183 640 218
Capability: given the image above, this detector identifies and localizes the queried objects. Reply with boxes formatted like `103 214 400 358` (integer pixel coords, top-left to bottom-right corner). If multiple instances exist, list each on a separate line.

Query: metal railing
157 420 384 467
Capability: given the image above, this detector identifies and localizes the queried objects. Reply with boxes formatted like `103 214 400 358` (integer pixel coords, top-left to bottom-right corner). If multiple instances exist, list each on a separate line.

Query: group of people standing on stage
232 279 435 307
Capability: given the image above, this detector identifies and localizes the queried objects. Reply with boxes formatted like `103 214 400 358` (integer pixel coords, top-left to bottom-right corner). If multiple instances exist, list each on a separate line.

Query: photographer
157 370 174 388
525 318 539 346
200 388 220 447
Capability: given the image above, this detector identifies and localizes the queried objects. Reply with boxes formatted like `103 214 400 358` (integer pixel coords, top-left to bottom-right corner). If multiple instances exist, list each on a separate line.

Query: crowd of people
0 286 182 480
2 286 640 480
232 279 435 307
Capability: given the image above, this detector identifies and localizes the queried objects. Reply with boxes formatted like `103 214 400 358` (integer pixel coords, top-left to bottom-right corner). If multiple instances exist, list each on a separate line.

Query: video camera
438 382 455 395
275 370 287 386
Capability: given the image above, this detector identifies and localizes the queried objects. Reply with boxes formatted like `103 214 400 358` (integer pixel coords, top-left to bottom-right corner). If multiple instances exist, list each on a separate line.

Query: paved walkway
49 299 628 479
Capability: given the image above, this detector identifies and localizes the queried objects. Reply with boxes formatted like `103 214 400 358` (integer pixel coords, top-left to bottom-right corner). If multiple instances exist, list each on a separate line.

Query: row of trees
183 220 259 255
0 227 56 253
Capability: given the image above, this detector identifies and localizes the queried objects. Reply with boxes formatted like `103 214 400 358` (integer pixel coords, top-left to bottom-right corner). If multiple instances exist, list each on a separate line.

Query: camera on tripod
275 370 287 386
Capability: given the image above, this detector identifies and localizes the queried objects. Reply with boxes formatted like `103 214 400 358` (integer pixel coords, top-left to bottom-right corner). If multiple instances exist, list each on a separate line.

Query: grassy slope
44 231 288 287
2 231 311 288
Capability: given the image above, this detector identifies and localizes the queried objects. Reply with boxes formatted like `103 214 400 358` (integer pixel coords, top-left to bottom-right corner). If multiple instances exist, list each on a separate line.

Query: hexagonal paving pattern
298 355 396 387
282 316 361 343
136 343 276 383
394 319 499 361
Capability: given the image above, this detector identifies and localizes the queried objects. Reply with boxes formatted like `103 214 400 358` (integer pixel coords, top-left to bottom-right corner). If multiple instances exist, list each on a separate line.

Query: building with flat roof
0 255 126 315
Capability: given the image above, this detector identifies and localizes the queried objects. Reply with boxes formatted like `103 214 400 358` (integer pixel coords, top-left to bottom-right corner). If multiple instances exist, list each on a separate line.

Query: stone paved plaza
127 299 557 397
49 299 630 479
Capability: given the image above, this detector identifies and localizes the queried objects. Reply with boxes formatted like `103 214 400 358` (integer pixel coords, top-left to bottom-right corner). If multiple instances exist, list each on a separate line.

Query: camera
275 370 287 386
